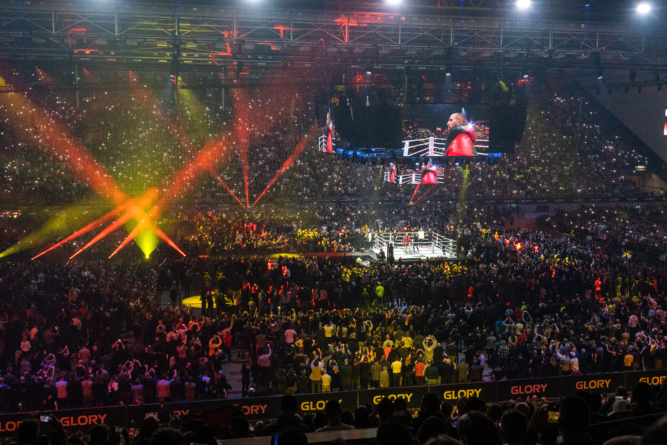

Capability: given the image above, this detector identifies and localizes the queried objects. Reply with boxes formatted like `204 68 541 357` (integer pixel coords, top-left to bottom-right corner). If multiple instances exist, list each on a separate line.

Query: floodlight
637 3 651 14
517 0 531 10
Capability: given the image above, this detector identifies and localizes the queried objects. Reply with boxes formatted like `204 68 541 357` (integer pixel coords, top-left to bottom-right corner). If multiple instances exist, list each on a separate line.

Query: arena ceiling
0 0 665 87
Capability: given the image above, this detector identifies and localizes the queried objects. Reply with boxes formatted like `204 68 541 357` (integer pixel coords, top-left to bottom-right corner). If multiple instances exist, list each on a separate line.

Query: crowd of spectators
0 78 659 209
5 382 667 445
2 69 667 445
0 215 666 412
537 204 667 262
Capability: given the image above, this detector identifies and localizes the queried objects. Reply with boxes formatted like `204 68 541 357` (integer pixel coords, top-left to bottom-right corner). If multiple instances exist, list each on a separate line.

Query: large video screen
402 104 490 157
333 100 403 150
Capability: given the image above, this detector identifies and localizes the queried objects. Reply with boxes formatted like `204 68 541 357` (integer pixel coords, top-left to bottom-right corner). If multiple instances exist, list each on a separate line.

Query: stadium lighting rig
637 3 651 14
517 0 531 10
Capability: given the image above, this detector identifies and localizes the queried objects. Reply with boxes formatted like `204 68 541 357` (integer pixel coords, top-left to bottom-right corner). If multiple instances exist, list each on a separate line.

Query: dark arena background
2 1 667 444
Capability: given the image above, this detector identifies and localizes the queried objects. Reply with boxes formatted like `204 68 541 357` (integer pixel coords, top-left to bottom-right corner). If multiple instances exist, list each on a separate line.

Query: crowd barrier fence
0 369 665 437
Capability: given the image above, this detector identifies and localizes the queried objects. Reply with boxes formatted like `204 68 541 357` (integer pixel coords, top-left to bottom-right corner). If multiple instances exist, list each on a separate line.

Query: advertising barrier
563 373 625 395
1 370 666 438
430 381 497 403
295 391 357 417
496 376 563 401
358 385 428 411
0 405 126 436
625 370 667 389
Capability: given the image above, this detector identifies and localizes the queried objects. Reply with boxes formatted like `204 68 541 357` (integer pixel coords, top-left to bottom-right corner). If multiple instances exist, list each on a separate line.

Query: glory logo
511 384 547 395
442 389 482 400
301 400 343 411
575 380 611 390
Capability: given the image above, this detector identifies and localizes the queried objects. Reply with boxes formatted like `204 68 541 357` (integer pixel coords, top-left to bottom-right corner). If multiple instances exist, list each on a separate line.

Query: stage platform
372 231 459 261
372 246 459 261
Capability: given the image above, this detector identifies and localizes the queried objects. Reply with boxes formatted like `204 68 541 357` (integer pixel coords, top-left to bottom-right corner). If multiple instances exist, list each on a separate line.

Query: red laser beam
252 125 317 207
31 65 307 259
0 68 182 257
70 192 182 259
415 185 438 205
68 190 160 259
87 70 239 258
67 187 189 259
31 202 131 260
126 73 242 207
210 171 245 207
2 67 217 260
409 184 421 205
109 218 186 259
232 89 251 207
241 143 249 207
70 212 134 259
152 227 187 257
0 92 126 206
100 136 233 258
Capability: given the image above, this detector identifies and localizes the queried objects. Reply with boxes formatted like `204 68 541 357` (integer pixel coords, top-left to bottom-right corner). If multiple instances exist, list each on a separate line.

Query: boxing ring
372 231 458 260
319 134 334 153
402 136 489 157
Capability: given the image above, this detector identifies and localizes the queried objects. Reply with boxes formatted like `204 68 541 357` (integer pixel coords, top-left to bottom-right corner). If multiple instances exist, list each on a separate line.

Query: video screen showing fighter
325 110 334 154
444 112 477 157
402 104 490 156
420 159 439 184
318 106 338 154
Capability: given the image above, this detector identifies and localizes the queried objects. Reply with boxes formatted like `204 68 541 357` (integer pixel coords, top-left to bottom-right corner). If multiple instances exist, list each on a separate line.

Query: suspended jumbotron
384 135 489 184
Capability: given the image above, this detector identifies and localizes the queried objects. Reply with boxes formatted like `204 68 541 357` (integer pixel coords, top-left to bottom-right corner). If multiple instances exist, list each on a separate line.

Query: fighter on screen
326 109 334 154
420 159 438 184
389 163 397 183
444 112 477 157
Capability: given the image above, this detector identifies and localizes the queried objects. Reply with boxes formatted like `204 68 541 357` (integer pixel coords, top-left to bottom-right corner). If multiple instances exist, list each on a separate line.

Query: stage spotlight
386 0 402 4
523 74 529 79
517 0 531 9
446 72 451 77
637 3 651 14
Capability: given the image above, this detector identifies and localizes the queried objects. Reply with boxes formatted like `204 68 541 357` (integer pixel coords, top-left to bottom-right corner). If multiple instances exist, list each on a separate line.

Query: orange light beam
0 90 180 258
409 184 421 205
67 190 161 259
108 220 147 258
69 212 134 259
0 70 166 222
240 142 250 207
153 226 187 257
108 220 186 258
126 77 242 208
415 185 438 205
232 89 251 207
0 91 126 206
210 171 245 207
31 203 130 260
252 125 316 207
105 137 232 258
